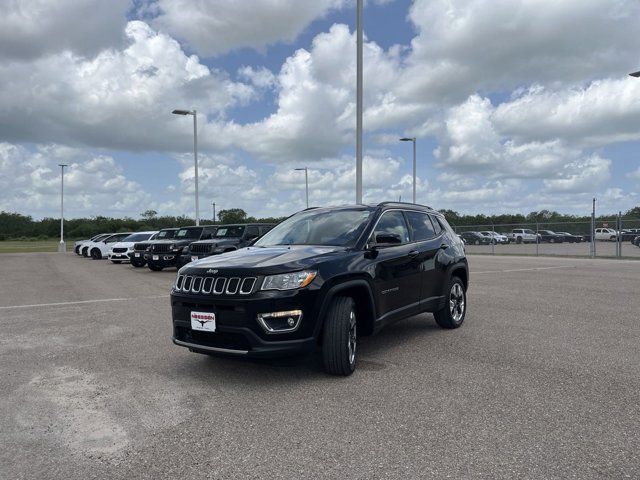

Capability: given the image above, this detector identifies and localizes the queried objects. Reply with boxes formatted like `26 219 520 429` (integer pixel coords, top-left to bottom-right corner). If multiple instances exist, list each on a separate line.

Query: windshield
255 209 372 247
157 229 177 239
214 226 244 238
122 233 154 242
176 228 202 239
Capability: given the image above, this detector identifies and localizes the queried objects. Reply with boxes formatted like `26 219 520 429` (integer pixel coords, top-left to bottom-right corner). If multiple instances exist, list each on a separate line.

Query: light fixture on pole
629 71 640 77
294 167 309 208
355 0 363 204
58 164 68 252
400 137 417 203
172 109 199 226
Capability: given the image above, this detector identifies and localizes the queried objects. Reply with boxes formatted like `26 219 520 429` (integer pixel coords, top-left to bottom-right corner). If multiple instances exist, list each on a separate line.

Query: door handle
408 250 419 258
440 243 450 250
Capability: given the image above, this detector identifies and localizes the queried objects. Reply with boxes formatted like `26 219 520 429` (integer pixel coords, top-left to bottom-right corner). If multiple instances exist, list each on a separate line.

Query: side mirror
373 232 402 247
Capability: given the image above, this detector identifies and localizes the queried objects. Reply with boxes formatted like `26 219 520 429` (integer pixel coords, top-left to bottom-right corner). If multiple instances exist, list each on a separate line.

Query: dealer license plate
191 256 198 261
190 311 216 332
152 255 159 260
134 253 140 257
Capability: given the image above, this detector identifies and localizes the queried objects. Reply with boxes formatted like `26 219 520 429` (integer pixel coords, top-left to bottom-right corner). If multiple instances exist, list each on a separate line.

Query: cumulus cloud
493 79 640 147
0 21 254 151
0 0 131 60
0 143 152 217
149 0 345 57
402 0 640 103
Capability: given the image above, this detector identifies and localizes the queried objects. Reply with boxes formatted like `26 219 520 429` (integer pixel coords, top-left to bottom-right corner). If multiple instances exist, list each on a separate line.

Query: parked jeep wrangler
171 203 469 376
130 228 178 268
146 225 217 271
178 223 275 268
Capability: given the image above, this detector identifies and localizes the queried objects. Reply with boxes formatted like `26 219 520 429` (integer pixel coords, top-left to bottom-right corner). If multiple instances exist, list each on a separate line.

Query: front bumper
177 251 222 268
108 252 131 261
171 288 320 358
145 253 179 267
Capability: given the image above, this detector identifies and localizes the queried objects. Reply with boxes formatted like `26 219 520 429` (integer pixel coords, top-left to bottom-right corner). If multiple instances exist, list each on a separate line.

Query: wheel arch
315 278 376 341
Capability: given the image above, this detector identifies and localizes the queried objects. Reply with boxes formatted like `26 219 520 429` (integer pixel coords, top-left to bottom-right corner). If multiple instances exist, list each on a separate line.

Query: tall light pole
212 202 216 223
355 0 363 204
172 109 199 226
294 167 309 208
400 137 417 203
58 164 68 252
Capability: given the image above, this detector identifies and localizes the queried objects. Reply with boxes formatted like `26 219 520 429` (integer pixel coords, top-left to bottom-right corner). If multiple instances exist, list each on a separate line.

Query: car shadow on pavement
172 313 442 384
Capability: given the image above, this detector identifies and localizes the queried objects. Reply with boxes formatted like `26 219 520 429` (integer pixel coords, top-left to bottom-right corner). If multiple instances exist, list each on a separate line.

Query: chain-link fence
452 215 640 258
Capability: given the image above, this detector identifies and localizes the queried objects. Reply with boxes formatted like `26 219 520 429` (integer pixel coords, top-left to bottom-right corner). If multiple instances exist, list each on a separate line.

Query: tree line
1 206 639 240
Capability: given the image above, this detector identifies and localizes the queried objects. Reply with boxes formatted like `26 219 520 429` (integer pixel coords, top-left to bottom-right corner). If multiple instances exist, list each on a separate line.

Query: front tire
322 296 357 376
434 277 466 329
111 260 122 264
131 259 146 268
148 263 163 271
90 248 102 260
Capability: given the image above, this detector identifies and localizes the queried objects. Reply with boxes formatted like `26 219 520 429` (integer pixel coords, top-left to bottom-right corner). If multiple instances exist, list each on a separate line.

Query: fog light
257 310 303 333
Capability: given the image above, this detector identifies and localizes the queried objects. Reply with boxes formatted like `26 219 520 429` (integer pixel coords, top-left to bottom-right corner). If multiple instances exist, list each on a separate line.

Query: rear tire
433 276 466 329
148 263 163 271
322 296 357 376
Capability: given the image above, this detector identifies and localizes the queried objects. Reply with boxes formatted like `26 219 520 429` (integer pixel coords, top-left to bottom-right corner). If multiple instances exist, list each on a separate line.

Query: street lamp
58 164 68 252
400 137 417 203
355 0 363 204
294 167 309 208
172 109 199 226
629 71 640 77
212 202 216 223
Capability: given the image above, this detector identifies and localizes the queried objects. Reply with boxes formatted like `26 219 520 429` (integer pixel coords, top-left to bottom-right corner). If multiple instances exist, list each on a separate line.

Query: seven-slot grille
133 242 149 251
112 247 128 253
190 243 212 254
151 243 172 253
174 274 256 296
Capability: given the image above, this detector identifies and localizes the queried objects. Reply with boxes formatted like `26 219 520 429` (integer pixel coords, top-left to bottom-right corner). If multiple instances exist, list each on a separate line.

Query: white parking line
0 294 168 310
474 265 576 274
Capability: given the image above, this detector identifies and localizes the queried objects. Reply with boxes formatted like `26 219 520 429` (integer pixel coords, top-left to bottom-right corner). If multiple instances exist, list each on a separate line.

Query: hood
112 241 135 248
191 237 239 247
183 245 347 274
151 239 193 246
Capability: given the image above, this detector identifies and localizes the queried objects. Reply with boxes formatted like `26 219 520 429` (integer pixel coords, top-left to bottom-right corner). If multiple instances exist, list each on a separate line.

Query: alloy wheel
449 283 465 323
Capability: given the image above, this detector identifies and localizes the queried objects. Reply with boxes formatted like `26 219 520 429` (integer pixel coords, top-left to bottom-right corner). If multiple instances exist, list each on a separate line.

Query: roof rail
377 201 433 210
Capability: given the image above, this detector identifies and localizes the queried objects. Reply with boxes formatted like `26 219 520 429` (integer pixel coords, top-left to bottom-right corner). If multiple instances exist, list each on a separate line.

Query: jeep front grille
174 275 257 296
133 242 149 251
190 244 211 254
151 244 172 253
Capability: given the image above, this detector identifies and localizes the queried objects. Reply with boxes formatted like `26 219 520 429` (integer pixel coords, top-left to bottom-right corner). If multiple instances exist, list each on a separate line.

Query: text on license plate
190 311 216 332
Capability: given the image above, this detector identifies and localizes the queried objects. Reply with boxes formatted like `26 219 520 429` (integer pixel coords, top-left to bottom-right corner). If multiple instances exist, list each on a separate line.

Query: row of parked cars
457 228 640 246
73 223 275 270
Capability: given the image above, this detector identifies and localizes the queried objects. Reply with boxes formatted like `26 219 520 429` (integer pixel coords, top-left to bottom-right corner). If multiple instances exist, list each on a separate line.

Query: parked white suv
85 233 132 260
479 231 509 244
107 231 158 264
594 228 618 241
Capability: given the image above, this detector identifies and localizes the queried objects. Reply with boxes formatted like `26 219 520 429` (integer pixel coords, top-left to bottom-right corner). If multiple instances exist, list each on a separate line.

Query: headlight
261 271 317 291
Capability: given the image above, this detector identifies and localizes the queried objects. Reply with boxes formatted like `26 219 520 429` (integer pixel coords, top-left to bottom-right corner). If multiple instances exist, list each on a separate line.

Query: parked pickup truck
508 229 539 244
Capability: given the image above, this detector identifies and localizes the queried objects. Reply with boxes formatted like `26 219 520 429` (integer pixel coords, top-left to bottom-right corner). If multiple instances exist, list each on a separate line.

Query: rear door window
404 211 437 241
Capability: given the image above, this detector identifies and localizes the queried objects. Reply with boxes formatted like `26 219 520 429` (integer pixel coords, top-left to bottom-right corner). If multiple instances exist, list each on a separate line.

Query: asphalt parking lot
464 240 640 258
1 253 638 479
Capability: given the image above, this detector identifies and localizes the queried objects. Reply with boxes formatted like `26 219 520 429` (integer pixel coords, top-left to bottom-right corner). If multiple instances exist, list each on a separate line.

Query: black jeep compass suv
171 203 469 376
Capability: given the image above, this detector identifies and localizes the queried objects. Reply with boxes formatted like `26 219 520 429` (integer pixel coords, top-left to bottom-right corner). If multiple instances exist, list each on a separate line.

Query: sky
1 0 640 220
